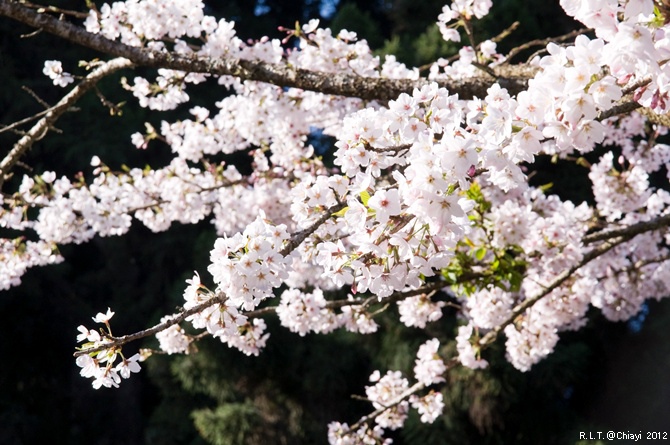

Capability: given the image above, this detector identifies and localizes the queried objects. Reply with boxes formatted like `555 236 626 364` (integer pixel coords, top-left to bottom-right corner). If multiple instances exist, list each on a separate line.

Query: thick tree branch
582 213 670 244
0 57 133 189
0 0 536 101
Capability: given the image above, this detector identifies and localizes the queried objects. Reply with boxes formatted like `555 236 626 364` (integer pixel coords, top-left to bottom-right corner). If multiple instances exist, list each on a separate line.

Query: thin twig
347 356 458 432
0 57 134 189
21 85 50 109
492 21 521 44
504 28 591 64
280 202 346 256
431 21 519 70
18 0 89 19
348 381 425 431
74 294 226 357
0 108 51 134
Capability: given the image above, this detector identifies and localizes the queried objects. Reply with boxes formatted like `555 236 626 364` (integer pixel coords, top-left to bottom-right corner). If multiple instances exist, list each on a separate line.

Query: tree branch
78 209 670 358
74 202 346 356
0 57 133 189
473 212 670 348
504 28 591 63
343 210 670 434
75 277 451 357
279 202 346 256
477 235 630 348
348 381 425 432
73 293 225 357
582 213 670 244
0 0 537 101
596 99 642 121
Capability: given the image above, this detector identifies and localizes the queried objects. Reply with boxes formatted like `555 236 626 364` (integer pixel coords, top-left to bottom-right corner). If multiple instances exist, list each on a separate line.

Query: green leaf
491 258 500 271
332 206 349 217
474 247 487 261
539 182 553 192
360 190 371 206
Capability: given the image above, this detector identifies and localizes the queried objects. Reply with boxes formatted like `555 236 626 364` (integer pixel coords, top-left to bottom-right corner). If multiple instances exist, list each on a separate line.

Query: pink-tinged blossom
115 353 142 378
92 307 115 324
221 318 270 356
156 315 192 354
410 391 445 424
504 126 542 163
588 76 622 108
43 60 74 87
413 339 446 386
398 294 445 328
276 288 339 336
76 325 101 343
589 152 651 221
339 304 379 334
456 323 488 369
368 188 401 225
466 287 514 329
565 35 604 75
504 311 559 372
365 370 410 430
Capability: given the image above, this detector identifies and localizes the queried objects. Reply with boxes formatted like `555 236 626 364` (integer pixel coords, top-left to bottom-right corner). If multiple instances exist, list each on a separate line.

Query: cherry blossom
3 0 670 441
42 60 74 87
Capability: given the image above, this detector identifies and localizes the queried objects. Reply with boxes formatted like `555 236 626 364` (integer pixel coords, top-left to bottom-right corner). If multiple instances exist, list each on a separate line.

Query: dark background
1 1 669 444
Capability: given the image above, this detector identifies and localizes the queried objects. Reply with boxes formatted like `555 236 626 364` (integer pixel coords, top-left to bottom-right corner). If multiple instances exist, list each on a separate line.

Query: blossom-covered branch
0 0 536 101
73 293 225 357
477 234 630 348
74 201 347 357
4 0 670 442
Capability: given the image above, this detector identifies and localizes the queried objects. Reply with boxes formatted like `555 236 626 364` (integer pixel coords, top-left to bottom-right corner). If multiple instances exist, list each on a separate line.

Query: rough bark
0 0 537 101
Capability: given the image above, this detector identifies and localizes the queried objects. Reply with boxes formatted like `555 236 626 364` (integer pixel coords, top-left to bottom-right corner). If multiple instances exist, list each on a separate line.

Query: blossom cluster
365 370 410 430
334 339 447 443
327 422 391 445
172 215 292 356
4 0 670 442
75 308 141 388
276 289 381 336
0 156 296 287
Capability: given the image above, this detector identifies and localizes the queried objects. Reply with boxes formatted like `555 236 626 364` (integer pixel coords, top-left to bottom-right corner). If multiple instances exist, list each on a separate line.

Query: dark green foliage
192 404 264 445
329 3 385 49
378 24 459 68
142 325 375 444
